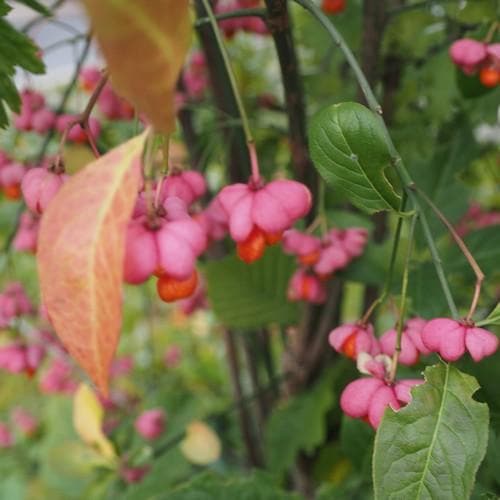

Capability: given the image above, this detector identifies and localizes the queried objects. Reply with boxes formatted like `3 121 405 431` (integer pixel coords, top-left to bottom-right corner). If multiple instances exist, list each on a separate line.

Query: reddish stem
54 71 108 170
415 186 485 321
248 141 261 185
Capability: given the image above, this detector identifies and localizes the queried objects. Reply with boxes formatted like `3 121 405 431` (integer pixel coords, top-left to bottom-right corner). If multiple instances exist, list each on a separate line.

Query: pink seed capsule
134 409 166 440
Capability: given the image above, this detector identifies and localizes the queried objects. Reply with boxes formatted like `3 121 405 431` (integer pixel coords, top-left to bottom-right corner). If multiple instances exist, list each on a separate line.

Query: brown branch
54 71 108 170
264 0 317 202
223 329 264 467
194 0 250 183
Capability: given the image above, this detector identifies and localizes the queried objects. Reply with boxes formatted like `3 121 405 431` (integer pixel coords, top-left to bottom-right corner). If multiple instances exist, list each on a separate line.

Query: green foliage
408 262 448 318
0 0 45 127
477 303 500 328
373 364 489 500
155 471 300 500
445 227 500 277
410 113 480 239
205 246 298 329
309 102 401 214
264 368 336 476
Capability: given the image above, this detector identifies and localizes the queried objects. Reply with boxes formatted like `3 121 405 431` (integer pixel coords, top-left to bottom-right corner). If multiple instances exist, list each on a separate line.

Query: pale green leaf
477 304 500 328
309 102 401 214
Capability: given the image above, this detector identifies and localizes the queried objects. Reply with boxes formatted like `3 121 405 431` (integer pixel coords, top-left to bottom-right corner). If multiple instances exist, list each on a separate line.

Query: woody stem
55 70 108 168
200 0 260 183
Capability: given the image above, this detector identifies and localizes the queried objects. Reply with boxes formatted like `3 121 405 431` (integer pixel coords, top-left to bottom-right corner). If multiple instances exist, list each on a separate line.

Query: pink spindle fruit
421 318 498 362
134 409 166 440
21 166 67 214
328 322 380 359
217 178 311 263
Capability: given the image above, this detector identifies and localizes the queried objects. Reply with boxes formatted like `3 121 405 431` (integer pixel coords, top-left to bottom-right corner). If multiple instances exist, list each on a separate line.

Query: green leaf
157 471 300 500
205 246 298 329
0 12 45 127
373 363 489 500
309 102 401 214
476 304 500 328
264 368 336 475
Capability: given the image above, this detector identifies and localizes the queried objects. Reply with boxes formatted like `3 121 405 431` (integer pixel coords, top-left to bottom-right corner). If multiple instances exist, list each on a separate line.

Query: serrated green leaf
0 12 45 127
309 102 401 214
0 19 44 74
477 304 500 327
264 369 335 475
156 471 300 500
373 363 489 500
205 246 298 329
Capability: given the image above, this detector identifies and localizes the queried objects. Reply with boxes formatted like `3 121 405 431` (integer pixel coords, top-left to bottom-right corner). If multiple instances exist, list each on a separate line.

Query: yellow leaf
83 0 192 133
179 420 221 465
73 383 116 460
37 132 146 396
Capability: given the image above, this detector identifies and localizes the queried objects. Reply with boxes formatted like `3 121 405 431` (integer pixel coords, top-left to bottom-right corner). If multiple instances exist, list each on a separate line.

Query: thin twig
361 193 407 323
388 214 417 383
54 71 108 168
195 7 267 27
414 185 484 321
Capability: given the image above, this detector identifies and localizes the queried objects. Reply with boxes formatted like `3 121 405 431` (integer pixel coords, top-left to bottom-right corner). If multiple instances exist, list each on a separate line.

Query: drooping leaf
73 384 116 460
309 102 401 214
37 133 146 396
477 303 500 327
373 363 489 499
264 368 336 475
158 471 300 500
205 246 298 329
179 421 222 466
83 0 191 133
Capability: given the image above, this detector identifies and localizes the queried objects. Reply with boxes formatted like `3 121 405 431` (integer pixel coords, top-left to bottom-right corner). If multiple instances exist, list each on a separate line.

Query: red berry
264 231 282 246
3 184 22 200
157 271 198 302
479 66 500 87
321 0 345 14
298 250 321 266
237 227 266 263
341 332 357 359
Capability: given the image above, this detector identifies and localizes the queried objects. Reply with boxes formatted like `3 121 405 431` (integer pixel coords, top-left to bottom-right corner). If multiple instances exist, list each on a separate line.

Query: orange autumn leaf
83 0 192 133
37 133 146 396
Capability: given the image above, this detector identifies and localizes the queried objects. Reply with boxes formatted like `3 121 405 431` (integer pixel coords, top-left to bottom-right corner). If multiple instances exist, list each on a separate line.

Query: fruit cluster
329 316 498 428
450 38 500 88
283 227 368 303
